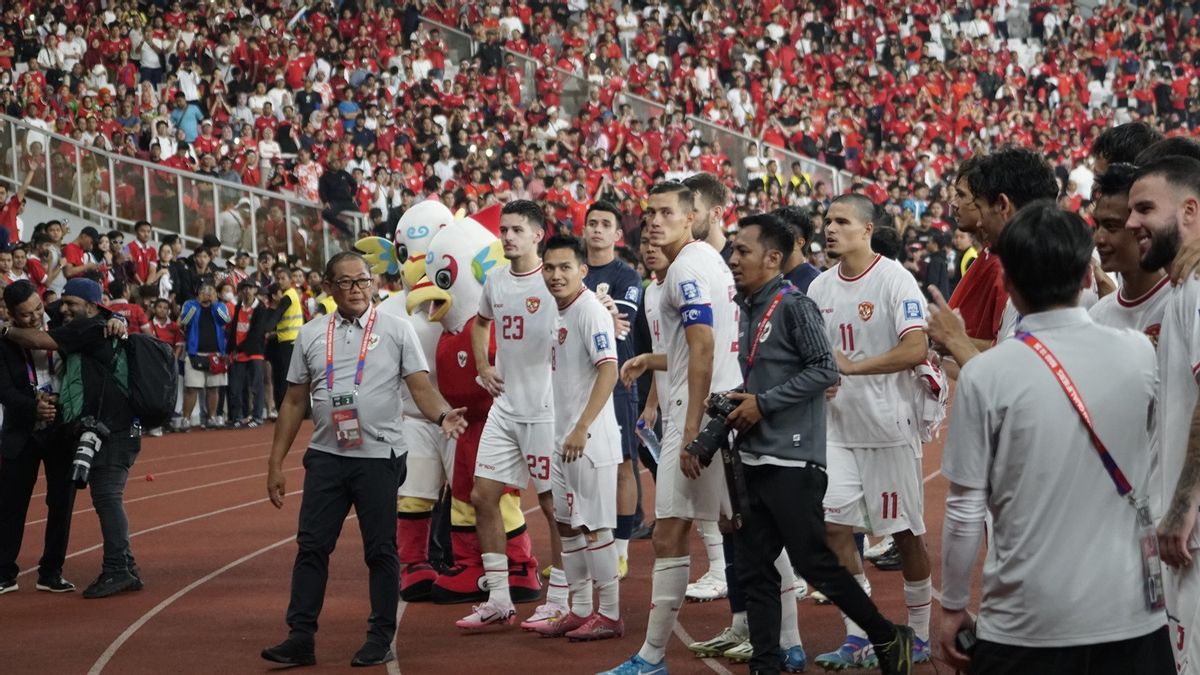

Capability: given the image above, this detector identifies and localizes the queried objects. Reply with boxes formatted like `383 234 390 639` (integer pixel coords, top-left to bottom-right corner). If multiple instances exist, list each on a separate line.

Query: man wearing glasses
261 252 468 669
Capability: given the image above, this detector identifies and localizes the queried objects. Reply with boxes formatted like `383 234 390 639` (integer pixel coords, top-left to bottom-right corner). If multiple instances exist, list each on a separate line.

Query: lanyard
325 307 377 394
744 284 791 376
1015 331 1134 501
24 349 52 388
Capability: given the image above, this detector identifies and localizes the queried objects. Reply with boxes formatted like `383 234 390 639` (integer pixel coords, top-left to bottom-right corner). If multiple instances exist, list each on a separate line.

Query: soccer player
458 200 562 629
1127 155 1200 675
1088 163 1168 344
807 194 934 668
602 181 740 675
581 201 643 578
531 235 624 641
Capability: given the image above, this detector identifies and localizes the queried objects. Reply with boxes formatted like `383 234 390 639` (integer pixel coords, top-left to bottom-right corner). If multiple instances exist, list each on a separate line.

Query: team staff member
727 214 914 675
262 252 467 669
0 280 74 595
582 200 644 577
940 202 1171 674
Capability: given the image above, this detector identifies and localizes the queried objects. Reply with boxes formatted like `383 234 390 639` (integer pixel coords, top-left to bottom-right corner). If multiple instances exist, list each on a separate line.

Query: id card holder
1135 498 1166 611
331 392 363 450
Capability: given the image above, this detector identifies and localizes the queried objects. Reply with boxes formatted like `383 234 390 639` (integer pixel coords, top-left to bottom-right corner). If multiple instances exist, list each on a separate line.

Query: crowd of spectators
0 0 1197 292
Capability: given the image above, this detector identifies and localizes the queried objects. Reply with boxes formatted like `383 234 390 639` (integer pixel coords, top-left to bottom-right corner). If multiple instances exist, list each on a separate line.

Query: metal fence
0 114 361 266
418 17 857 194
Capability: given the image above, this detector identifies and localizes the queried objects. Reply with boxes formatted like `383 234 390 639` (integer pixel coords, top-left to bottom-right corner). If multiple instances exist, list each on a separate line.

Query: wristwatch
436 410 450 426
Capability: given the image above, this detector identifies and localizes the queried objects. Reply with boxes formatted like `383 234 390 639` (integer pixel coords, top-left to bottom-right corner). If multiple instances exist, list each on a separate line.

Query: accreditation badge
1136 498 1166 611
331 391 363 450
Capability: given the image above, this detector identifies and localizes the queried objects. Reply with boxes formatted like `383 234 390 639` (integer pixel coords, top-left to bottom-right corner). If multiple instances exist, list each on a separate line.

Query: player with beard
1126 155 1200 675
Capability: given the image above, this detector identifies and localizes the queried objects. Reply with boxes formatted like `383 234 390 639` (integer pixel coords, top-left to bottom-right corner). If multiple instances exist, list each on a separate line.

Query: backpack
124 333 179 429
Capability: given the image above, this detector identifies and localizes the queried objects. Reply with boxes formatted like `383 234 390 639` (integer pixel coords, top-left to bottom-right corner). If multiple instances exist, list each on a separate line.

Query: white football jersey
1088 276 1169 347
551 289 621 467
478 265 556 421
1156 278 1200 544
660 241 742 426
808 255 927 447
643 279 669 403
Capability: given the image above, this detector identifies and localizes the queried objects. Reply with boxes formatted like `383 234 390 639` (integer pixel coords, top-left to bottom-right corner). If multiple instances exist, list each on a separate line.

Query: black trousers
973 626 1173 675
735 462 894 673
321 201 359 237
267 340 294 412
287 449 407 646
0 436 76 581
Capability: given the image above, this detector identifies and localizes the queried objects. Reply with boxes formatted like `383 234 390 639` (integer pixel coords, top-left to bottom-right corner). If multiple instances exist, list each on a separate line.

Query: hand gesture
926 285 966 349
439 407 469 439
724 392 761 432
620 354 647 387
477 365 505 396
562 425 587 462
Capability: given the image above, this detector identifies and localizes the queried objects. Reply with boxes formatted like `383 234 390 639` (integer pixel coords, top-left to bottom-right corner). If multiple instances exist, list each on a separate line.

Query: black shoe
875 625 915 675
350 642 394 667
35 576 76 593
870 542 902 571
82 570 141 599
0 579 16 595
631 522 655 540
261 638 316 666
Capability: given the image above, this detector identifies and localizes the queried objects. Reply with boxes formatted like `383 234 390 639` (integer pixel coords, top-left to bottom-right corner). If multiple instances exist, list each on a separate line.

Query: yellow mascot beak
405 276 453 322
402 255 427 291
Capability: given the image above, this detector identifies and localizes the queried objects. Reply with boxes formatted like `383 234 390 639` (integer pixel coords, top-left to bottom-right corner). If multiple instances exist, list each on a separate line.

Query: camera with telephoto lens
685 390 741 467
71 417 110 488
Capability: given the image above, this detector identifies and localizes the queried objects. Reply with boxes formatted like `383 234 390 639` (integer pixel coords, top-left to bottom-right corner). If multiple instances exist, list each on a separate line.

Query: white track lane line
17 489 304 578
135 440 269 465
24 467 302 528
30 454 271 499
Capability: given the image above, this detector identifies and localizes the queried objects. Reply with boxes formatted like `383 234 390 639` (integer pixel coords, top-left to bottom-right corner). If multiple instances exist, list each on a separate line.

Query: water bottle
635 419 661 463
131 417 143 438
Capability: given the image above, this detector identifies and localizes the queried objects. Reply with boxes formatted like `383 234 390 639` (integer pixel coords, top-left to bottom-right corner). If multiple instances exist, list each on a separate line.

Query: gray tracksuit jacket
734 275 839 465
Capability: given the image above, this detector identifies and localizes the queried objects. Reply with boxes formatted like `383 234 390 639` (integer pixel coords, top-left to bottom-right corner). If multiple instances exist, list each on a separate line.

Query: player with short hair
1088 163 1169 346
530 234 624 641
457 200 563 629
601 181 740 675
1127 155 1200 675
807 194 934 669
581 201 644 578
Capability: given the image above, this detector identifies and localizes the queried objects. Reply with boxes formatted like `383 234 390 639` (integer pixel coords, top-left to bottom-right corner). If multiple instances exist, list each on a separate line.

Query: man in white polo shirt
940 201 1170 675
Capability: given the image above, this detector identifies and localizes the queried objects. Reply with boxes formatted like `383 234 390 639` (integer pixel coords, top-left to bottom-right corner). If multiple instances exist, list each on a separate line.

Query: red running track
4 423 950 674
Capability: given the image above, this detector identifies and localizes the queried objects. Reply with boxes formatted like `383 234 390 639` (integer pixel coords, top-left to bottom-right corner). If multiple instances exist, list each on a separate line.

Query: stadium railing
418 17 857 194
0 113 361 265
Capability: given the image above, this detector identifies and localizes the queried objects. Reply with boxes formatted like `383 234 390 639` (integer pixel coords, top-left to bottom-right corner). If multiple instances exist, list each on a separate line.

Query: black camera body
71 416 111 488
685 390 740 467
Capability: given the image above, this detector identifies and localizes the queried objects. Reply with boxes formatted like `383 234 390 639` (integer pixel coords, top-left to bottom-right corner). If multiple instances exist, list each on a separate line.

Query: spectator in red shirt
0 167 36 247
62 227 101 281
105 279 151 335
149 297 184 359
124 220 159 286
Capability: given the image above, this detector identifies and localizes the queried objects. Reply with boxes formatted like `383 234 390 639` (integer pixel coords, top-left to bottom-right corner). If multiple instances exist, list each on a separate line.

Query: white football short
823 442 926 537
655 415 730 522
474 411 555 493
1167 551 1200 675
398 417 453 501
552 451 617 531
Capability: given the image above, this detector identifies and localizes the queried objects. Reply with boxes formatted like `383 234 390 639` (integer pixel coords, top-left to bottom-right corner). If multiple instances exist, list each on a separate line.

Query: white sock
842 573 871 639
904 577 933 642
588 529 620 620
547 566 569 609
698 520 725 581
561 533 592 617
637 555 689 664
731 610 749 635
776 552 802 649
483 552 511 608
616 536 630 560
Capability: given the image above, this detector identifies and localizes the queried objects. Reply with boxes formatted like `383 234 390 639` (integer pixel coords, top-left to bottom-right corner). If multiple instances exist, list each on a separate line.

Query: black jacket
0 340 65 459
226 301 272 358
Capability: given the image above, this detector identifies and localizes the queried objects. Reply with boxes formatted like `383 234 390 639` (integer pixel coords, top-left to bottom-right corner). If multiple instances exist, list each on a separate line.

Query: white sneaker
685 570 728 602
148 427 163 437
519 602 566 631
810 589 830 604
792 576 808 600
864 535 894 561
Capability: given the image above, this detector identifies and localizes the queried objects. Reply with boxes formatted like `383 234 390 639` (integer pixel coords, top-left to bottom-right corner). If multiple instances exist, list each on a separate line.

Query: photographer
1 279 138 599
725 214 912 674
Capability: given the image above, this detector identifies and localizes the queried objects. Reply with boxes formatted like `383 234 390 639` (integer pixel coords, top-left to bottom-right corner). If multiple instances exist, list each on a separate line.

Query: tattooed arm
1160 396 1200 568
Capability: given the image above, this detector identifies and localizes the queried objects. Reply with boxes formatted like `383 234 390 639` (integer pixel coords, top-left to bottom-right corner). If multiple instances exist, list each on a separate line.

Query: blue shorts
613 389 639 461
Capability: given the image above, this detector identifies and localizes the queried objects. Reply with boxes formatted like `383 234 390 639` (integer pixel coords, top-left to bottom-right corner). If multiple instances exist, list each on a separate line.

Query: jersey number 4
502 315 524 340
839 323 856 352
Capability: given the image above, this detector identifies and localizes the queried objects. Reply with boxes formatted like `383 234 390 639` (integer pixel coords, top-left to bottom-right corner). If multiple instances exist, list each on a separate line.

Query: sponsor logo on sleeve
903 299 924 320
680 280 700 301
683 308 702 323
593 332 610 351
625 286 641 302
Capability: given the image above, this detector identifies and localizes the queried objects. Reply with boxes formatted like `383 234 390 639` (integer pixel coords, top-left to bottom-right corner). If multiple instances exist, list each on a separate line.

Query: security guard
266 262 304 414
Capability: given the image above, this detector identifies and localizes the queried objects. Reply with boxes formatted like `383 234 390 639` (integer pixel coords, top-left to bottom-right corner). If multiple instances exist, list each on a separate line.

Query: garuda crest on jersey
526 297 541 314
858 302 874 321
